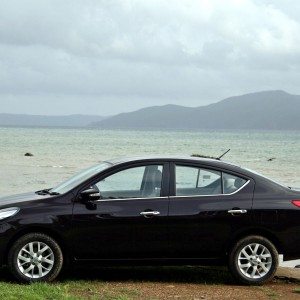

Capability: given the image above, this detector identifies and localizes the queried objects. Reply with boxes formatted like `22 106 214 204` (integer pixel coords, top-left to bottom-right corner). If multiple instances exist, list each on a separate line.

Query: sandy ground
97 281 300 300
64 266 300 300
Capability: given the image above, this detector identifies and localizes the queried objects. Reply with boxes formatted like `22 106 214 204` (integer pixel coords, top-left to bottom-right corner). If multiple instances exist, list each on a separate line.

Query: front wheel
8 233 63 283
228 235 278 285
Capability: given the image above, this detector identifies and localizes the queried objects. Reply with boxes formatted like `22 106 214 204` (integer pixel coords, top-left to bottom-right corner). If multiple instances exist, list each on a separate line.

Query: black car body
0 156 299 284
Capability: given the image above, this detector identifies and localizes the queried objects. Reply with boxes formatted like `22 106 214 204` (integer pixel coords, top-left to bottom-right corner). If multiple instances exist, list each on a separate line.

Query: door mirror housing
80 188 101 202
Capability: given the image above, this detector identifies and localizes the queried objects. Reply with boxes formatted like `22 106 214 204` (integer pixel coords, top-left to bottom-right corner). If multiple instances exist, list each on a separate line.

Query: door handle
140 211 160 217
228 209 247 215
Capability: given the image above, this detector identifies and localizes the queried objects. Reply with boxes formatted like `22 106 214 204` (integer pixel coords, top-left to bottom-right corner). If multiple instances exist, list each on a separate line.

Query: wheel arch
226 228 283 256
4 226 70 266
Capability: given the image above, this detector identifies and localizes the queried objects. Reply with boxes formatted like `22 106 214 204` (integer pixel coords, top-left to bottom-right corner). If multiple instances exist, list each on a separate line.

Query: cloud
0 0 300 115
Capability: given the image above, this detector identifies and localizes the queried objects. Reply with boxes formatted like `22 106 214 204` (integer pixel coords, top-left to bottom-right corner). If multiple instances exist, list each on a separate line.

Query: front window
95 165 163 199
51 162 111 194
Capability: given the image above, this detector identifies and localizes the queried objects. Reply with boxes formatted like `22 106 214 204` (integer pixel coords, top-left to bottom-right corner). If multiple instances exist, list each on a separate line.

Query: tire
8 233 63 283
228 235 278 285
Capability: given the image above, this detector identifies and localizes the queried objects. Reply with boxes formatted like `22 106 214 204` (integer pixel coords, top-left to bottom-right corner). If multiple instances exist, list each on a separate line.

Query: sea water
0 126 299 196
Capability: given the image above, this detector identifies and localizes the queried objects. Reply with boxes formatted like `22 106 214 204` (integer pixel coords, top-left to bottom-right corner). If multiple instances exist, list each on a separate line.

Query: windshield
51 162 111 195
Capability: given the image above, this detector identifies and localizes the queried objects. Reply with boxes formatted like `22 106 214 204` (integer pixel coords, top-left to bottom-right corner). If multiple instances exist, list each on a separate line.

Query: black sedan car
0 156 299 284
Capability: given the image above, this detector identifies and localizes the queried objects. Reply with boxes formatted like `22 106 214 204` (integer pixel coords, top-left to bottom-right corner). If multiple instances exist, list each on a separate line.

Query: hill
0 114 105 127
93 90 300 130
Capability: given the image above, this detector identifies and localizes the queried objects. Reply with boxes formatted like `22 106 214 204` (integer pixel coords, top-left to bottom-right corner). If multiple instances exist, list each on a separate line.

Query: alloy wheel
17 241 54 279
237 243 272 279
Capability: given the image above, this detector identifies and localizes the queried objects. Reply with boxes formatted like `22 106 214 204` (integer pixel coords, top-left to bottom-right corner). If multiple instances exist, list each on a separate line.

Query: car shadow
0 265 234 285
60 265 234 285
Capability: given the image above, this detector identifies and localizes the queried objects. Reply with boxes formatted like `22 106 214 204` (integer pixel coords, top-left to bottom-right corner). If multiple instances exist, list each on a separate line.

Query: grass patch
0 280 141 300
294 288 300 294
0 282 78 300
0 266 230 299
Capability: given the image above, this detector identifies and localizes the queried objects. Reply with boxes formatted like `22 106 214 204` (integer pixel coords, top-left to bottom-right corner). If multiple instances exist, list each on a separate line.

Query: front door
168 163 254 259
72 162 170 260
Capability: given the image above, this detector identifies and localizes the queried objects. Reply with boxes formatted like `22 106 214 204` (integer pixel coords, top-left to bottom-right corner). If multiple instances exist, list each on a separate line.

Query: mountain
92 90 300 130
0 114 105 127
2 91 299 130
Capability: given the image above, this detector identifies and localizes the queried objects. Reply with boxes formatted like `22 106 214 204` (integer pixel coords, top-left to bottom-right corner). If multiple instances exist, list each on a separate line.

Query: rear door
168 162 254 259
72 162 170 260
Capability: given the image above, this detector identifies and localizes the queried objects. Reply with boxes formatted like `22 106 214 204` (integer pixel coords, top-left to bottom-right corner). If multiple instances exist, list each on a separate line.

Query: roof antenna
218 149 231 160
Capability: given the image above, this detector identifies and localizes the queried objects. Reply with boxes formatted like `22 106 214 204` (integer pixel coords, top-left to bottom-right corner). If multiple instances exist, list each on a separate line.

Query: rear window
175 165 247 196
223 173 247 194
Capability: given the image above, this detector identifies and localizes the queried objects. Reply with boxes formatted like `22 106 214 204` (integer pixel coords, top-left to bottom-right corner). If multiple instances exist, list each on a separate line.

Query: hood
0 192 50 207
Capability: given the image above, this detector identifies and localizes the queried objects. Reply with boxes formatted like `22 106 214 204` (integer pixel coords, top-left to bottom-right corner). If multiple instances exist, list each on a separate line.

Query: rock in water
24 152 34 157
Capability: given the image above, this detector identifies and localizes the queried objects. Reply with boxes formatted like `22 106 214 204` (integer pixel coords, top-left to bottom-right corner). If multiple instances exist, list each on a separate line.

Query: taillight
292 200 300 207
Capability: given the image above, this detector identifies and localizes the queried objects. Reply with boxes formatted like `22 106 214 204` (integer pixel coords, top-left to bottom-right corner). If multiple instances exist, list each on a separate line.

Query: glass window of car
176 165 222 196
51 162 111 194
223 173 247 194
95 165 163 199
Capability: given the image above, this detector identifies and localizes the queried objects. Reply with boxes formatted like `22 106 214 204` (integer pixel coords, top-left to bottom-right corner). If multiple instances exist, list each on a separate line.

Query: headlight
0 207 20 220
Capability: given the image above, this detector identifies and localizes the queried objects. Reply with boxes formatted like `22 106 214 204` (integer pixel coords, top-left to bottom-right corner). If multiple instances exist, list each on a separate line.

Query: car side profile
0 156 299 284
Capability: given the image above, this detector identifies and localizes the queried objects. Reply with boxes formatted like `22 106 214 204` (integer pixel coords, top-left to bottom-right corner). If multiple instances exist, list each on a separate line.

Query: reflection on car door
168 163 254 259
71 162 170 260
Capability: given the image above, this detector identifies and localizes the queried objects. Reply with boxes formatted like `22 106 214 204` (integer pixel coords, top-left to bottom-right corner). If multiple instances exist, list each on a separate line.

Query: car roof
105 155 244 173
107 155 218 164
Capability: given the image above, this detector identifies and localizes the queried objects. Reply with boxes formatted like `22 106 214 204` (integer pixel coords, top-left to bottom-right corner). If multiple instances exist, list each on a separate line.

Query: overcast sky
0 0 300 116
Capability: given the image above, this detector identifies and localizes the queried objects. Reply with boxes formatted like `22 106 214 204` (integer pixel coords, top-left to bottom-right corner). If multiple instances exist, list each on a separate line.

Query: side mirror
80 188 101 202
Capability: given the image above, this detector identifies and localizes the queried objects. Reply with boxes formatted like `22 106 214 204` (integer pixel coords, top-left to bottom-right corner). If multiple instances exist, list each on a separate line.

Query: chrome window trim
95 180 250 201
95 196 169 202
173 180 250 198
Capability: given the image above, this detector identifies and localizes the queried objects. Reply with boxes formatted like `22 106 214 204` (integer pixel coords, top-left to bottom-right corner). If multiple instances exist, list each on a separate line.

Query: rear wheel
8 233 63 283
228 235 278 285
